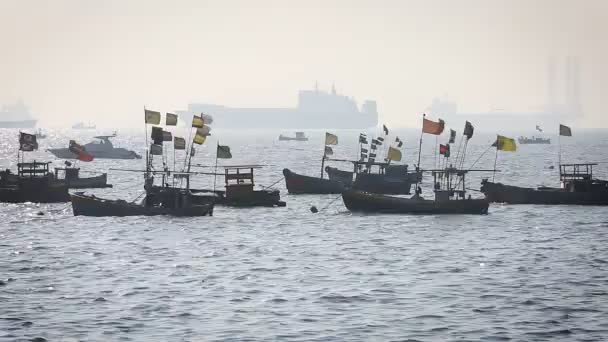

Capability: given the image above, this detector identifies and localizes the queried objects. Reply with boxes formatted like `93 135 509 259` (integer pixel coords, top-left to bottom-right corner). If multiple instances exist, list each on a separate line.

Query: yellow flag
144 109 161 125
192 115 205 128
193 133 206 145
325 132 338 145
495 135 517 152
387 146 402 161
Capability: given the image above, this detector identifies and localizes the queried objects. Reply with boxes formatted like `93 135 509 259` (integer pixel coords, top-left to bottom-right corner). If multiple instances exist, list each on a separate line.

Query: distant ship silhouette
177 84 378 129
0 101 37 128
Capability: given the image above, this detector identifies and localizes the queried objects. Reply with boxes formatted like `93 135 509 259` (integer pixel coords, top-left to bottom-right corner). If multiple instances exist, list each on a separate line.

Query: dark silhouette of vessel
179 85 378 129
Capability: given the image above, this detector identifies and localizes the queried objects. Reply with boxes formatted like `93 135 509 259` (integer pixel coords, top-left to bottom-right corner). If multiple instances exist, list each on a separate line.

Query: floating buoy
310 206 318 213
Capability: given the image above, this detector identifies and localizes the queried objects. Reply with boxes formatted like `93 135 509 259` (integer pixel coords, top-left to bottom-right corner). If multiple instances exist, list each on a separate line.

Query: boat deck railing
17 161 50 177
560 163 597 181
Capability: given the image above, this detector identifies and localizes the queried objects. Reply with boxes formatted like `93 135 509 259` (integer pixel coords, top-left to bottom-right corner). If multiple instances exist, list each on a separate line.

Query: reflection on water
1 128 608 341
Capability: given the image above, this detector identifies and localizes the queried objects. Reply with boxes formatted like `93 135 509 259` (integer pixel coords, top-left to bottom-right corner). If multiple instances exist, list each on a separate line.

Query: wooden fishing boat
70 108 216 216
342 190 489 214
326 162 422 194
192 165 286 207
342 168 490 215
54 167 112 189
0 162 70 203
283 168 346 194
481 163 608 205
71 188 213 217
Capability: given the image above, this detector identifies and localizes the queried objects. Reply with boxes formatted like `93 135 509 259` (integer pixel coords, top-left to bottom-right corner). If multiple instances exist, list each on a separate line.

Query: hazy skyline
1 0 606 129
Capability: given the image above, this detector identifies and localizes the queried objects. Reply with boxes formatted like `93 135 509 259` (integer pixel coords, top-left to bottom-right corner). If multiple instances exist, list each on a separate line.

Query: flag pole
492 136 499 182
417 114 425 172
143 106 149 183
320 143 327 179
213 141 219 193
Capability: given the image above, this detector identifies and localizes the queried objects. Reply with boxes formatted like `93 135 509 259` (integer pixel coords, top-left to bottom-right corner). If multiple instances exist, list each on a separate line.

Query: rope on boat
130 191 146 203
259 176 284 190
44 203 72 213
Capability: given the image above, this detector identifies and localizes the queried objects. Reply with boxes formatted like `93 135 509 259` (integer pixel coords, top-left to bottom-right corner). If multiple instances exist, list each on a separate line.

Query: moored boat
48 134 141 160
283 168 346 194
71 189 213 217
481 163 608 205
279 132 308 141
0 162 69 203
342 167 490 215
54 167 112 189
326 162 422 194
342 190 489 215
192 165 286 207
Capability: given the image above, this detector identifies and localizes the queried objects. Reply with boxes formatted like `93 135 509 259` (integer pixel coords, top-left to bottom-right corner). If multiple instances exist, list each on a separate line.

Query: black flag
449 129 456 143
464 121 474 139
19 132 38 151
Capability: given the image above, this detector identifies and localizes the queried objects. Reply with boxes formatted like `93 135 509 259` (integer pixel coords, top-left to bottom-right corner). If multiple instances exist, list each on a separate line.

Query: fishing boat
70 110 214 217
325 161 421 194
283 132 348 194
518 136 551 144
193 165 285 207
283 168 346 194
342 168 489 215
54 167 112 189
481 163 608 205
278 132 308 141
71 186 213 217
0 162 69 203
48 134 141 159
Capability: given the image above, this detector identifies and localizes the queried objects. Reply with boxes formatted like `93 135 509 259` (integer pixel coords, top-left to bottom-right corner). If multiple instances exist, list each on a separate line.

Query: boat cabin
54 167 80 181
559 163 603 192
18 161 52 178
224 165 261 200
431 168 468 201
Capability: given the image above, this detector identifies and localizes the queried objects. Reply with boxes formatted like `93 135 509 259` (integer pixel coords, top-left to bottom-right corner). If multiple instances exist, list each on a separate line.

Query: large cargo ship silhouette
426 57 582 132
177 85 378 129
0 101 37 128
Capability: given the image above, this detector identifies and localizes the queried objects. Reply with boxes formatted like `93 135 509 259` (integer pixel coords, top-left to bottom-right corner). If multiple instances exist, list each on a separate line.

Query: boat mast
416 113 425 173
320 144 326 179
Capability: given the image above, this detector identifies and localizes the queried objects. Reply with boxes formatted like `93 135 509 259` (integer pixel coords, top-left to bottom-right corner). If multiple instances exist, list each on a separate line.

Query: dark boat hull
70 193 213 217
325 166 419 194
191 189 286 207
342 190 489 215
283 168 345 194
47 148 141 160
63 174 112 189
481 180 608 205
0 181 69 203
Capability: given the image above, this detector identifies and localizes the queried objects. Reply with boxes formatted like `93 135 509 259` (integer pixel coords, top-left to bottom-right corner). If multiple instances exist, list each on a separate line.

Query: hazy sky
1 0 606 128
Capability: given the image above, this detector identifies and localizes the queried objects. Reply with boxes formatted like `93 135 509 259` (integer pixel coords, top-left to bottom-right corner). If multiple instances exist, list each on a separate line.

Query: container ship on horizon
176 85 379 130
0 101 37 128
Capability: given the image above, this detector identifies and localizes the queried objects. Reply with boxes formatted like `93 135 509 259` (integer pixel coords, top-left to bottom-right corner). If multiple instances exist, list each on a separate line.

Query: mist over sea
1 128 608 341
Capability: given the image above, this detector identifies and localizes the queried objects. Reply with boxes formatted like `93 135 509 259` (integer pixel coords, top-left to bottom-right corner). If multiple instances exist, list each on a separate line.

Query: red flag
69 140 94 162
439 144 450 157
422 118 445 135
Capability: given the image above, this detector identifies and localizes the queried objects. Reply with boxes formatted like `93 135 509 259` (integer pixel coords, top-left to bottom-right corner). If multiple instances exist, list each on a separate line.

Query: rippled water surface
1 128 608 341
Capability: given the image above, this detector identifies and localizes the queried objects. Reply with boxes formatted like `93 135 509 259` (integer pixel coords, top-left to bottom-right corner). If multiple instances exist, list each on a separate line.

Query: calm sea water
1 128 608 341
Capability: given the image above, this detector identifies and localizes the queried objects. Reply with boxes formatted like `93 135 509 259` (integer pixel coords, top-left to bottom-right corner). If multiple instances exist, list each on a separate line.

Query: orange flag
422 118 445 135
